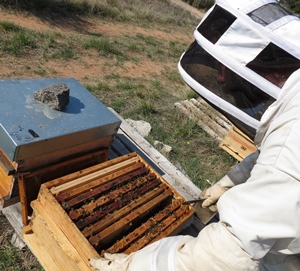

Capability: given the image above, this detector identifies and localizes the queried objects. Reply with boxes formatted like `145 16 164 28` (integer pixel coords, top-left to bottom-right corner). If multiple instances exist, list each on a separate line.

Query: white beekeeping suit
90 70 300 271
90 0 300 270
218 68 300 270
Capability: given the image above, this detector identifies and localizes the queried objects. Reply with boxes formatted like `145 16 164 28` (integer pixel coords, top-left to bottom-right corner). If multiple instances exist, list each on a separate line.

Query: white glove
201 175 234 211
89 252 135 271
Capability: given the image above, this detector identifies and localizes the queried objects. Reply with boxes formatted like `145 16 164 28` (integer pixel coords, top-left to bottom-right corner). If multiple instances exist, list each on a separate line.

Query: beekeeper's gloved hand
90 252 134 271
201 150 259 211
201 175 234 212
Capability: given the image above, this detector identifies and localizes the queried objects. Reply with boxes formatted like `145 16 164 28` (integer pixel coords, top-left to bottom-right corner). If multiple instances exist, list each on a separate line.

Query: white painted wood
1 202 26 248
175 99 232 141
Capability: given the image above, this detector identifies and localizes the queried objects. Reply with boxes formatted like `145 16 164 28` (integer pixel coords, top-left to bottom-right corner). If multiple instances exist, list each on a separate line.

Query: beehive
22 152 194 271
0 78 121 208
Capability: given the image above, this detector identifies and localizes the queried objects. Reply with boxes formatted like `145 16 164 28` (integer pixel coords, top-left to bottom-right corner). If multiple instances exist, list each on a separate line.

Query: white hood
179 0 300 139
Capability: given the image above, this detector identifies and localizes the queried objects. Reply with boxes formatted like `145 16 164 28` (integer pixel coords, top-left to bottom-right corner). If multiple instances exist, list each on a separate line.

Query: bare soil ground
0 1 203 82
0 2 205 270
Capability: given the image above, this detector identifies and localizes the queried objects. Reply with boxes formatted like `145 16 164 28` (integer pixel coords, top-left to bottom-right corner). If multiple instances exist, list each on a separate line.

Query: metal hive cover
0 78 121 165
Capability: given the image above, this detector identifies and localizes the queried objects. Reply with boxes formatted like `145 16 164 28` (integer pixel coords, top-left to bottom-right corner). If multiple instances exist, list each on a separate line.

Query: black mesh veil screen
180 41 276 139
247 3 293 26
197 5 236 44
246 43 300 81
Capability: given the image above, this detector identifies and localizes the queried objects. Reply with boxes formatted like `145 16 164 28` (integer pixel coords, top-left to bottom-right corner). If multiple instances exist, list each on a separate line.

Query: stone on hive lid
33 82 70 111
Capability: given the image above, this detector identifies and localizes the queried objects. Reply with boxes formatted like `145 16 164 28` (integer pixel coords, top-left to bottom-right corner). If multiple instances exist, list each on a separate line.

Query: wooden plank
37 185 99 263
17 136 112 172
23 149 108 180
18 175 29 226
220 126 257 161
23 226 64 271
24 200 89 271
44 152 137 190
50 156 140 195
175 99 257 162
175 100 224 141
1 202 25 248
0 148 16 207
180 100 228 140
0 195 19 208
190 98 232 130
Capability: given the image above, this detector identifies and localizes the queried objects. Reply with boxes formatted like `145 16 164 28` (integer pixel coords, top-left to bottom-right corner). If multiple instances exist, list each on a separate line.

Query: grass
0 0 235 270
0 214 44 271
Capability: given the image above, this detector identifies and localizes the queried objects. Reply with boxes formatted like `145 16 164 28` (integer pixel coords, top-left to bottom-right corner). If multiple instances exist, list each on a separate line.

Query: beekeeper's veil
178 0 300 139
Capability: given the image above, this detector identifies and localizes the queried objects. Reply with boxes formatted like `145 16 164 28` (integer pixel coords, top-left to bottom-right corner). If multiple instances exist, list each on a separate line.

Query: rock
125 119 151 137
33 83 70 111
10 232 26 249
154 140 172 154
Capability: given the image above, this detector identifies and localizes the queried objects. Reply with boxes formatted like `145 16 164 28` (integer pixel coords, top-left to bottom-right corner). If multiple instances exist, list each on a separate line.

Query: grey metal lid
0 78 121 164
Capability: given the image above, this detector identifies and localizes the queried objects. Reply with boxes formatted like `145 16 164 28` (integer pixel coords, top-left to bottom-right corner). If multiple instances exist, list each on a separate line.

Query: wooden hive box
18 148 109 226
22 152 194 271
219 126 257 162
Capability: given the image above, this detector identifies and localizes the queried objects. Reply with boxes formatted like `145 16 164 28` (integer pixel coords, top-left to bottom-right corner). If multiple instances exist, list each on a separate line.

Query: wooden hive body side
23 185 99 271
18 149 108 225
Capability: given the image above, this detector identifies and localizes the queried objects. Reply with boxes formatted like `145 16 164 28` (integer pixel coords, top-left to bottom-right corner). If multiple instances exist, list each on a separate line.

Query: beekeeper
90 0 300 270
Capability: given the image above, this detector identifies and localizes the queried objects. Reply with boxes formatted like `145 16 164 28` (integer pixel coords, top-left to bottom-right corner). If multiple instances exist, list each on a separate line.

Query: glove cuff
218 175 235 189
